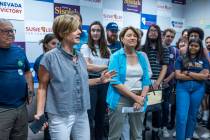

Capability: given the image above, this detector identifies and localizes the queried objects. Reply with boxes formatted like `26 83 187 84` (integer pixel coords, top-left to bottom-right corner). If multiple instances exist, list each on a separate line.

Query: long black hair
142 24 164 63
182 38 205 69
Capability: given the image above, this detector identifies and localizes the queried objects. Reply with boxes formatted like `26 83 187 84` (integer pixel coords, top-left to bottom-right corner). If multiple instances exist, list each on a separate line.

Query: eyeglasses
0 29 16 35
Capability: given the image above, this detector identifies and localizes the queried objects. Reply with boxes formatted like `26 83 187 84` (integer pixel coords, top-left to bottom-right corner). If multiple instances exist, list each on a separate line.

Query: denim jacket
106 48 151 110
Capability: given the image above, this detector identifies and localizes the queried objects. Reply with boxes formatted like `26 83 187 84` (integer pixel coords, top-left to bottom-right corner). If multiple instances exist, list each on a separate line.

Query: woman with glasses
80 21 111 140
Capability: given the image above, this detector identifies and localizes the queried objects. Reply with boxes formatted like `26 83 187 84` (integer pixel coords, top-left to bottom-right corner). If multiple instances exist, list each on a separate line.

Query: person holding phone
107 26 151 140
35 14 115 140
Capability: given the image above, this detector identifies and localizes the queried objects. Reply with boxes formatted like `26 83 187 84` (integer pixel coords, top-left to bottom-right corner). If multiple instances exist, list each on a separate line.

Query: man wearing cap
0 18 34 140
106 22 121 54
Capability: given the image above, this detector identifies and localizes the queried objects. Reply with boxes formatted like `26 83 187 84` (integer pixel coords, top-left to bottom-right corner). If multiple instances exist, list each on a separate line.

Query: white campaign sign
157 1 172 17
79 0 102 9
103 9 123 29
0 0 24 20
25 21 53 42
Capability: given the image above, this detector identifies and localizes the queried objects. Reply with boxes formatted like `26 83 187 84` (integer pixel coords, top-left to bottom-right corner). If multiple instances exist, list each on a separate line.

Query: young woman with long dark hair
175 38 209 140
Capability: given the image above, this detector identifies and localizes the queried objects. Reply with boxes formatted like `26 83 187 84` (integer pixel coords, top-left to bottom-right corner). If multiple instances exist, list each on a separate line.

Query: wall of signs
0 0 191 84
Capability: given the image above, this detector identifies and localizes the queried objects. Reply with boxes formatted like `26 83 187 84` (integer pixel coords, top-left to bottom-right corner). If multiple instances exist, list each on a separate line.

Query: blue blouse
106 48 151 110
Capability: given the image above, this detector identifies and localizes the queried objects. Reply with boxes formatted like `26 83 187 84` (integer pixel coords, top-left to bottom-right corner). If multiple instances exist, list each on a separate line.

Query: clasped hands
133 95 145 111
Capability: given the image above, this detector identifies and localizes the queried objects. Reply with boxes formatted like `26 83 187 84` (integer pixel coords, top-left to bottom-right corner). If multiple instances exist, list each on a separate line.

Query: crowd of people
0 11 210 140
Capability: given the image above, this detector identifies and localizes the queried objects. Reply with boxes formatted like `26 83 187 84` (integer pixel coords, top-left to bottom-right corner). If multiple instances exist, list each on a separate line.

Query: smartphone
29 114 47 134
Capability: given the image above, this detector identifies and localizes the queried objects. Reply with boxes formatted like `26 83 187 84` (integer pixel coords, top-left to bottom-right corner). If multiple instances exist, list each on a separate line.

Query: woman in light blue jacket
107 26 151 140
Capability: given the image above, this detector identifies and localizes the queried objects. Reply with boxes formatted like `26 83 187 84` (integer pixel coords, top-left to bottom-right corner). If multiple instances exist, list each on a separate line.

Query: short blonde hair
53 14 80 41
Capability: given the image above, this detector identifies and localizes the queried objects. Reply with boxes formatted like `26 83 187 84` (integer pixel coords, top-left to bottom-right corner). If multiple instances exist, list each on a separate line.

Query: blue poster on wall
36 0 54 3
141 13 157 30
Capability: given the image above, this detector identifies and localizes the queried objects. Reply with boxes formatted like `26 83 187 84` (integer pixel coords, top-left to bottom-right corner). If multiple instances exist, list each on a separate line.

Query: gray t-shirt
40 46 90 116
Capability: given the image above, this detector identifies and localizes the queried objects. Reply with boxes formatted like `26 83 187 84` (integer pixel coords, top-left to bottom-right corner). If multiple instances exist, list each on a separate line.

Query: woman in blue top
175 38 209 140
107 26 151 140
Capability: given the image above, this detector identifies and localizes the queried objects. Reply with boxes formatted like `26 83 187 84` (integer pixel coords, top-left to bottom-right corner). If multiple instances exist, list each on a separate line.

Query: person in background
201 36 210 139
34 34 58 76
176 37 189 55
81 21 110 140
188 27 210 62
106 22 121 54
33 33 58 140
107 26 151 140
181 28 189 39
142 24 169 140
175 38 209 140
200 36 210 128
161 28 179 138
35 14 115 140
0 18 34 140
72 12 88 52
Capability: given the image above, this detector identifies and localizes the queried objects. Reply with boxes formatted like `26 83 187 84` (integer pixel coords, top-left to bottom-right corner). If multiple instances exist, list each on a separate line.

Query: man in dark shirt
0 18 34 140
106 22 121 54
142 24 169 140
161 28 179 136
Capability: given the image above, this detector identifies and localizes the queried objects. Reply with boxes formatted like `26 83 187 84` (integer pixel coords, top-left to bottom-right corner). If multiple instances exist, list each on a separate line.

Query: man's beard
149 38 158 43
107 35 117 44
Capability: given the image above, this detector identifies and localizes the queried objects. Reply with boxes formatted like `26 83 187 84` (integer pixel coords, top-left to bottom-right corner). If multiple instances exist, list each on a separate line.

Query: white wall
185 0 210 40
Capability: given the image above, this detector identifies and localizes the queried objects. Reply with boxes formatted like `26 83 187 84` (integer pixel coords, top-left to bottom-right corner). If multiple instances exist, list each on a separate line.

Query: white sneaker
173 131 176 137
162 127 170 138
201 132 210 139
193 131 200 139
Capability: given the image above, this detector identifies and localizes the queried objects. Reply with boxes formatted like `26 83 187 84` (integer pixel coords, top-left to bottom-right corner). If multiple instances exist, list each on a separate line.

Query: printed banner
141 13 157 30
172 0 186 5
35 0 54 3
123 0 142 13
13 42 25 51
157 1 172 17
25 21 53 42
171 17 185 32
0 0 24 20
54 3 80 18
103 9 123 29
79 0 102 9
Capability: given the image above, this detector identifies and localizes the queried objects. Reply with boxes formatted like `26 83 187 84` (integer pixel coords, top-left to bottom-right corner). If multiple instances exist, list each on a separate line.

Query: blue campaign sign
35 0 54 3
141 13 157 30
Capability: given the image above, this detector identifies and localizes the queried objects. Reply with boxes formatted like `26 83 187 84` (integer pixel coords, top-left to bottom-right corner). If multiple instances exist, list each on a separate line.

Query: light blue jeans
47 111 90 140
176 81 205 140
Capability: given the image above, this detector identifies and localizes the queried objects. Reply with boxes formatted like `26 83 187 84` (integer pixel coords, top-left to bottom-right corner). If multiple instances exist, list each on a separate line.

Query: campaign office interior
1 0 210 140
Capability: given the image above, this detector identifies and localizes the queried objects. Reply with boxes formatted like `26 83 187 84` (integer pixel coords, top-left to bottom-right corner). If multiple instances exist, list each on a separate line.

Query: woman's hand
34 114 48 131
100 70 116 83
133 102 141 111
134 95 144 106
152 81 160 90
